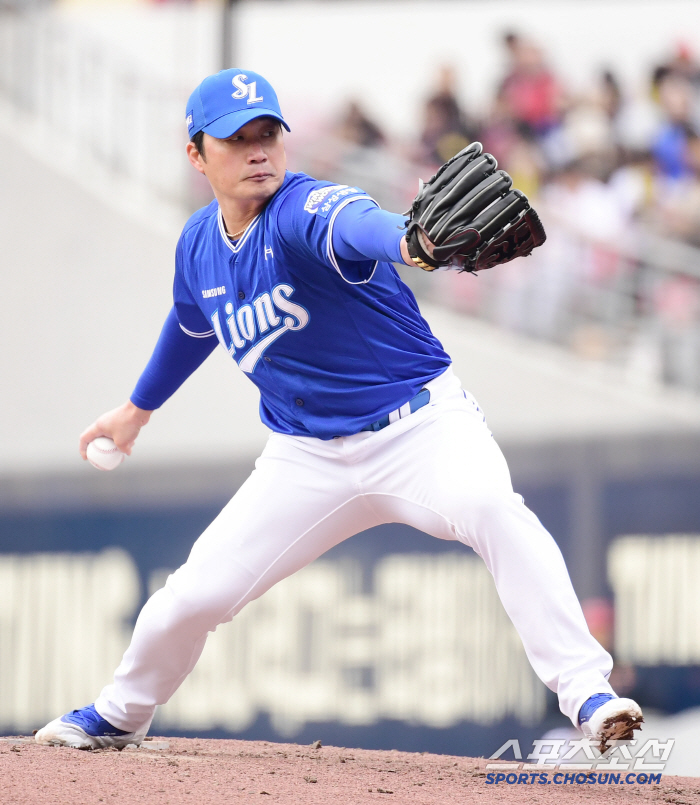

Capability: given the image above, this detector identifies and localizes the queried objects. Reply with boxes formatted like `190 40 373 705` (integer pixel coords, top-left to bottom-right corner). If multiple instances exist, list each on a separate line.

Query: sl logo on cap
232 74 263 105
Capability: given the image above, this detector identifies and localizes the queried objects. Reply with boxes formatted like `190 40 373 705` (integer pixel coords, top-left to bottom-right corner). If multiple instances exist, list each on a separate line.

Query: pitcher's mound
1 736 697 804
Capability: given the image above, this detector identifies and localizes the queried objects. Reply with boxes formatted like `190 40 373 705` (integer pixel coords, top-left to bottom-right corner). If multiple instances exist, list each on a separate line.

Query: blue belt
360 388 431 432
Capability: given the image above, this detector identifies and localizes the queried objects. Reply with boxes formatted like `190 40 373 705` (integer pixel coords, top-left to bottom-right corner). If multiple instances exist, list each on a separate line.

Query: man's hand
405 142 546 272
79 401 153 460
400 234 434 266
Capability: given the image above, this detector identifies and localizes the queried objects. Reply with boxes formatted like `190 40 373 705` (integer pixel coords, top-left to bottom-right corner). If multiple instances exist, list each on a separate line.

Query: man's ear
186 141 206 174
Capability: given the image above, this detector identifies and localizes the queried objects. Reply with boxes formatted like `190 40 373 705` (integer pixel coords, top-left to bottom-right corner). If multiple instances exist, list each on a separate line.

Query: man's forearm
332 200 407 264
130 306 217 411
399 236 412 267
124 400 153 427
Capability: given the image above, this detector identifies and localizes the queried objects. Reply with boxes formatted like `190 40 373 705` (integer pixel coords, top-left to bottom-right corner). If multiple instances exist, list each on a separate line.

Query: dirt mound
1 736 698 804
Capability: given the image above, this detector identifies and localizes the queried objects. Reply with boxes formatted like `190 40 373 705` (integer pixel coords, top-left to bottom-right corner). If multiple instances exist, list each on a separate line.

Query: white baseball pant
96 367 613 732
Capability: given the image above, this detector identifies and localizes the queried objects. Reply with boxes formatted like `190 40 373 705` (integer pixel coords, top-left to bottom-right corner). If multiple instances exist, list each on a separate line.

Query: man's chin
243 176 283 200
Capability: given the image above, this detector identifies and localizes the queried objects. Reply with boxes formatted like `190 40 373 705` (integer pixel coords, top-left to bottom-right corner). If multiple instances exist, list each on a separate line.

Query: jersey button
264 357 272 362
295 398 304 406
238 291 245 300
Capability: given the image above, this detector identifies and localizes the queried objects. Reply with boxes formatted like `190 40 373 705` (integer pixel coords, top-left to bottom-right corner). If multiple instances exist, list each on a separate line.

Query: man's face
187 116 286 205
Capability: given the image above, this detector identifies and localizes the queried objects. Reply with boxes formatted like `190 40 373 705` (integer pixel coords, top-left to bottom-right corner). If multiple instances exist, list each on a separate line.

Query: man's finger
79 423 106 460
113 437 134 457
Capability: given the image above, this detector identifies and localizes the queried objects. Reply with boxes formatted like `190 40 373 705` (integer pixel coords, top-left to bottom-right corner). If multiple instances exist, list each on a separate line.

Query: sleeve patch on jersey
304 184 364 218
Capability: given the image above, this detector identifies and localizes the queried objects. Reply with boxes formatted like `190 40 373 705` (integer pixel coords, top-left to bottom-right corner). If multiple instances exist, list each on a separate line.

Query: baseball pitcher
36 69 642 754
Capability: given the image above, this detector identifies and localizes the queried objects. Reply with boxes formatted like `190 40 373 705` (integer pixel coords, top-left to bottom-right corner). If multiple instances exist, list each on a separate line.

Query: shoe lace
578 693 615 726
65 704 128 735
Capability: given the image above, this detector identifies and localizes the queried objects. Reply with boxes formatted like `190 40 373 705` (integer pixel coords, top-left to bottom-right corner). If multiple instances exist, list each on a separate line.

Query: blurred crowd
333 33 700 248
310 33 700 391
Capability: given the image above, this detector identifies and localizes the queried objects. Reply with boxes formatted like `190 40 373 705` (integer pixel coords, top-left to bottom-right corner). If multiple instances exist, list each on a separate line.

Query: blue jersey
174 171 451 440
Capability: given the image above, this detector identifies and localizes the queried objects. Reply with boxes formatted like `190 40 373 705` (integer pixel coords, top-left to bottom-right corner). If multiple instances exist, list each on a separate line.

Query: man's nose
248 141 267 161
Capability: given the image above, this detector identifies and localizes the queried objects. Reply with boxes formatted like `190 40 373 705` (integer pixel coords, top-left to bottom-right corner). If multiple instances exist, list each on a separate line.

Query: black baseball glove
405 142 546 273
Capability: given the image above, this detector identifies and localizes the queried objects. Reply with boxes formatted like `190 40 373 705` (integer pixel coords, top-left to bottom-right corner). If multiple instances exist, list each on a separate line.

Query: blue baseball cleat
35 704 148 750
578 694 643 752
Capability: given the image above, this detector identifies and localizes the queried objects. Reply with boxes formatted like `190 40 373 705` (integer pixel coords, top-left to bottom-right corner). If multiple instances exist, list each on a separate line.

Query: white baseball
86 436 125 471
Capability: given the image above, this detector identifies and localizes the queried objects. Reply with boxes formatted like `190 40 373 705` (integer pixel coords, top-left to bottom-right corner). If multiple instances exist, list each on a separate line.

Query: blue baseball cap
186 68 290 139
